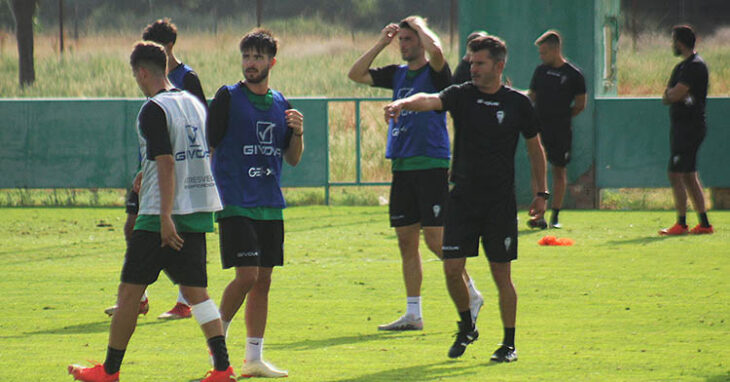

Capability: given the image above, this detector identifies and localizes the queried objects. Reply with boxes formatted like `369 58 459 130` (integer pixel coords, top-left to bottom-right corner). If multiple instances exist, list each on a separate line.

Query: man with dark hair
659 25 713 235
348 16 483 332
207 28 303 378
106 18 210 320
142 18 207 106
527 29 586 229
383 35 549 362
69 41 235 382
452 30 488 85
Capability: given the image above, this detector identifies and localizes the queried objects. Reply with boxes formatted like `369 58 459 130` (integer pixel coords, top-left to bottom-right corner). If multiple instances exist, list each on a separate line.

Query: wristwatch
536 191 550 200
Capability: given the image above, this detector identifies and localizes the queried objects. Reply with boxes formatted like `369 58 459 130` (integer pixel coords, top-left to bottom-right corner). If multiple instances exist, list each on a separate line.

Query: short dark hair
466 30 488 44
535 30 561 47
130 41 167 75
239 28 278 57
398 16 427 32
468 35 507 63
142 18 177 45
672 25 696 50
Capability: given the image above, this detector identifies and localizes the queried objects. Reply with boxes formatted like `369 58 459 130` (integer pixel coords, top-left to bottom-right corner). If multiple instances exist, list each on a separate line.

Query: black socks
551 209 560 224
699 212 711 228
104 346 125 375
678 215 687 227
503 327 516 348
458 310 473 330
207 335 230 371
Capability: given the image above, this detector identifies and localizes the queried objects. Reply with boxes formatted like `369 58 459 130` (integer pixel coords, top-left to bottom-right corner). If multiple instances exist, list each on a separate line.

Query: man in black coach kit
659 25 713 236
527 30 586 229
384 35 548 362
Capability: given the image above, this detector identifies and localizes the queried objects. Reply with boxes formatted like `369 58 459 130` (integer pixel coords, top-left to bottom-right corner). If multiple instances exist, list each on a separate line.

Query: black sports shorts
218 216 284 269
669 121 706 173
442 187 518 263
540 123 572 167
121 230 207 287
389 168 449 228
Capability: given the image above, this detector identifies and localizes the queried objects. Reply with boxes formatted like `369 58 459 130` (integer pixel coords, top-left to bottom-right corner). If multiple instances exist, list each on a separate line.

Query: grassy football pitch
1 207 728 381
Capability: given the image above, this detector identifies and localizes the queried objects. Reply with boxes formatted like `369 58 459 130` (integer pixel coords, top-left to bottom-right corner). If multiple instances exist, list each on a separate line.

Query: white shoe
377 314 423 331
240 359 288 378
469 292 484 324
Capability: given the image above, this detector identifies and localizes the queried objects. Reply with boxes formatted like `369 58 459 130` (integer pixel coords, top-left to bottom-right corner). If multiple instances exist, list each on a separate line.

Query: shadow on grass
329 359 492 382
705 372 730 382
18 319 168 337
266 331 443 351
286 209 384 223
518 228 545 236
287 217 383 233
604 235 675 246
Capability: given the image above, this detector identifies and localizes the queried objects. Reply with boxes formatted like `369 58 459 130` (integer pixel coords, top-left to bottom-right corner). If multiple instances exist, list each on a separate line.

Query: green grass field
1 207 728 381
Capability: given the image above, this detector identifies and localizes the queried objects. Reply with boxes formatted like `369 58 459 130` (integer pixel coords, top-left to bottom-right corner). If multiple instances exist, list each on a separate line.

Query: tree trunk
59 0 64 54
9 0 38 87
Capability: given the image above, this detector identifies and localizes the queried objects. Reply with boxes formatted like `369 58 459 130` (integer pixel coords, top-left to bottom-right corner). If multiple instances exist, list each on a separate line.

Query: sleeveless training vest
168 63 193 90
137 90 222 215
212 83 290 209
386 65 450 160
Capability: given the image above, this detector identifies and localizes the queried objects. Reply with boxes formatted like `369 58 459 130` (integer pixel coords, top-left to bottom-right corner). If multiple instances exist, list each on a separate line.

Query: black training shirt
529 62 586 127
451 58 471 85
439 83 539 197
138 92 174 160
370 62 452 91
668 53 708 124
182 71 207 109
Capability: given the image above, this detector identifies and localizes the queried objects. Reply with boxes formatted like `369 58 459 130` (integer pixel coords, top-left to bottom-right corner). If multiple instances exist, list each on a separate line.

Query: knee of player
424 239 442 256
443 261 464 279
397 239 420 255
254 274 272 288
179 286 210 305
232 271 258 290
680 172 696 183
117 283 146 302
492 276 516 293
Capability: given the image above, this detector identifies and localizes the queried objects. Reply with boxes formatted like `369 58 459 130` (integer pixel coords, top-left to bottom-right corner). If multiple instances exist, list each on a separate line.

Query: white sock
245 337 264 362
140 290 148 302
467 278 480 298
406 296 422 319
222 320 231 338
177 290 189 305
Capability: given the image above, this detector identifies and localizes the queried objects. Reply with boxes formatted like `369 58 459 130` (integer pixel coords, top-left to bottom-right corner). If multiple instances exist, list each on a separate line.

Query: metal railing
324 97 390 204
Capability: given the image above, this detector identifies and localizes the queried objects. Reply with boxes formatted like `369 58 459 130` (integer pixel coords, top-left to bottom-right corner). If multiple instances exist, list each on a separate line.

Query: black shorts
218 216 284 268
669 121 706 173
121 230 207 287
540 125 572 167
389 168 449 227
442 187 518 263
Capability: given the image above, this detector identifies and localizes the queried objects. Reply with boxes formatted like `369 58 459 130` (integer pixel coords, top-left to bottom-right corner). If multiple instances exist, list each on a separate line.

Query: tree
8 0 38 87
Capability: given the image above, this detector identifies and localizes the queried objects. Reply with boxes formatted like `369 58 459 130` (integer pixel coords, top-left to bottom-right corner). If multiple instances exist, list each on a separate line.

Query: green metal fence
1 95 729 206
0 97 391 206
322 97 390 204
